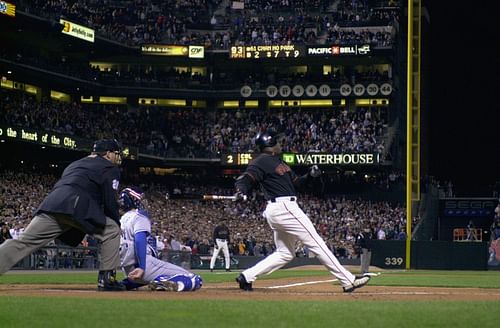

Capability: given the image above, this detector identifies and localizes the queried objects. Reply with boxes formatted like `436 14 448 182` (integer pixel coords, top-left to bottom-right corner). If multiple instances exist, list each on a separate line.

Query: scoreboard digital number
230 45 304 59
222 153 254 165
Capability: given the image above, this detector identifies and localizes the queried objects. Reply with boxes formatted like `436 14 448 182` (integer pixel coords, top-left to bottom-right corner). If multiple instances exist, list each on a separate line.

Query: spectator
0 223 13 244
0 169 410 258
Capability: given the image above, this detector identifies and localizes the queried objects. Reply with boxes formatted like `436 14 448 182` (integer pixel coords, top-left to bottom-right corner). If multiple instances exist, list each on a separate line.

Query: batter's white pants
242 198 356 287
210 239 230 270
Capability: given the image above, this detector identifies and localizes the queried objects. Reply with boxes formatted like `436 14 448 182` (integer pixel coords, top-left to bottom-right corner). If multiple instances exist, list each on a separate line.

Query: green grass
1 269 500 328
0 297 498 328
3 269 500 288
373 270 500 288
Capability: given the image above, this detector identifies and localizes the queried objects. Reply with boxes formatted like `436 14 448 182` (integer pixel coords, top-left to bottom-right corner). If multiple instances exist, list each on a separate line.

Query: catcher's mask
119 187 145 211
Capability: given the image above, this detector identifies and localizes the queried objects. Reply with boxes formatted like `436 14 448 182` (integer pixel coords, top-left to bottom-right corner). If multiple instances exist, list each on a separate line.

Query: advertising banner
141 44 204 58
60 19 95 43
0 1 15 17
0 125 137 158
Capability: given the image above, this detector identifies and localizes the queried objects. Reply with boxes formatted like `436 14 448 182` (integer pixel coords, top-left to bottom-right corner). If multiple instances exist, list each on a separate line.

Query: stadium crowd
16 0 399 48
1 0 402 265
0 169 409 260
0 89 389 159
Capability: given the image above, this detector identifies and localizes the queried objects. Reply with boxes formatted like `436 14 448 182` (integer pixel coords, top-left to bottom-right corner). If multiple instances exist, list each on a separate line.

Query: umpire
355 228 372 274
0 139 126 291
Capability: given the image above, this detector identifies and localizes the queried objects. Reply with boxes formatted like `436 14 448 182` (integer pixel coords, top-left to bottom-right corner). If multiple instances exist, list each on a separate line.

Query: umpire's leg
91 217 121 271
0 213 67 274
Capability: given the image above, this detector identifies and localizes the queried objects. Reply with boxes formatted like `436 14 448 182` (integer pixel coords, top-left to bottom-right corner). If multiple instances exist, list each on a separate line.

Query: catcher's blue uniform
119 188 202 291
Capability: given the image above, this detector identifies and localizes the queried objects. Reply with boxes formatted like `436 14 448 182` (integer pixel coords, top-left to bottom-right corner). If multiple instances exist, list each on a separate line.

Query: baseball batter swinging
118 187 202 292
233 130 370 292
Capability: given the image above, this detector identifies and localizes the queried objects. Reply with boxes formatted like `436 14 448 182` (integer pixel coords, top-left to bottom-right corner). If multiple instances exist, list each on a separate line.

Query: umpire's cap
92 139 121 153
255 129 278 151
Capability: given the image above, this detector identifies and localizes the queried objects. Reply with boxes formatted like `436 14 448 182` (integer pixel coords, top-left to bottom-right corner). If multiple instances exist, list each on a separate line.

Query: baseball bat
203 195 247 201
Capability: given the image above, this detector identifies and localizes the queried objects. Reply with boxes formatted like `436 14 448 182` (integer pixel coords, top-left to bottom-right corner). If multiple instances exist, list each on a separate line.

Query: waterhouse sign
222 152 380 166
283 153 379 165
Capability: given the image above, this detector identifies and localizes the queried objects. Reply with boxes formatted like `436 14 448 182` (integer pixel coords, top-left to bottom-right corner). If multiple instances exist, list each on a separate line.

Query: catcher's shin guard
149 280 178 292
121 278 146 291
152 274 202 292
98 270 126 291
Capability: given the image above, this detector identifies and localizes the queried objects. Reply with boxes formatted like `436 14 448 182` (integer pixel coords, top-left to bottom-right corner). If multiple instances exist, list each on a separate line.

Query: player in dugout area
118 186 202 292
209 219 231 272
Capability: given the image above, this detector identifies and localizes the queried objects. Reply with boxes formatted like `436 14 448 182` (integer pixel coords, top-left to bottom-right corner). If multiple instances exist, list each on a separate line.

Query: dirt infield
2 275 500 301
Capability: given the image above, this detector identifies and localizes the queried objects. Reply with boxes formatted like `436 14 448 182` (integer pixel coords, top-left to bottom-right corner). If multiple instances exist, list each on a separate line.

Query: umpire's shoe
98 270 126 291
236 273 253 291
343 275 370 293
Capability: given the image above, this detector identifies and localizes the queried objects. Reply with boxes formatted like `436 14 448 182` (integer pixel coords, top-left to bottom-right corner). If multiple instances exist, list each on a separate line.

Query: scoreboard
229 43 383 59
221 153 254 165
230 44 305 59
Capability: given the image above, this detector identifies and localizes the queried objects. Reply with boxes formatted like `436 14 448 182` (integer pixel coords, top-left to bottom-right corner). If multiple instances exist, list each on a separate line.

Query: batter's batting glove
233 191 246 202
309 165 321 178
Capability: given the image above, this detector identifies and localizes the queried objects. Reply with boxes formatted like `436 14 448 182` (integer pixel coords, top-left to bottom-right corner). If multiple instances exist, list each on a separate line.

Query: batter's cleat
149 280 178 292
236 274 253 291
97 270 126 291
225 269 231 272
343 275 370 293
210 269 213 272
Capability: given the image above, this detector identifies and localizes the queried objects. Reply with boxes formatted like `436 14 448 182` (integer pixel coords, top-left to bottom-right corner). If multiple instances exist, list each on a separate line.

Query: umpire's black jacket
36 155 120 246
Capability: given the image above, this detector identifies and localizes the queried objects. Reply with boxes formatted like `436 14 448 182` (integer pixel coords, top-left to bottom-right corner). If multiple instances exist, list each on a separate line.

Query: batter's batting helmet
255 130 278 151
119 187 145 211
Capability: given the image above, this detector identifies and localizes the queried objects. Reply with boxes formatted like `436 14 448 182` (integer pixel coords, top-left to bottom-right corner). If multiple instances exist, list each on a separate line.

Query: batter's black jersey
213 224 230 243
236 153 302 200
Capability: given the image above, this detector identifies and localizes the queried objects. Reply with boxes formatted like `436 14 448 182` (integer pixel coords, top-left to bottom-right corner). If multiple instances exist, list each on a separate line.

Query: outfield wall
232 241 489 271
11 241 489 271
370 240 489 270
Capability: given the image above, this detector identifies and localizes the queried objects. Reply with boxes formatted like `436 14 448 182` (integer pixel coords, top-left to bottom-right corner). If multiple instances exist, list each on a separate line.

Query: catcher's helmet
255 130 278 151
119 187 145 211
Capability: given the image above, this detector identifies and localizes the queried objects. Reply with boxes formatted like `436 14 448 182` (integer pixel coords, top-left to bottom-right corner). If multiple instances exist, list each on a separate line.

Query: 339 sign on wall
384 257 404 266
369 240 406 269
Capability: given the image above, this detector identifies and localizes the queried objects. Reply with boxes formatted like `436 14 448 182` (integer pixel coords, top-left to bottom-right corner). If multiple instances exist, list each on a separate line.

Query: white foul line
264 273 381 289
265 279 338 289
